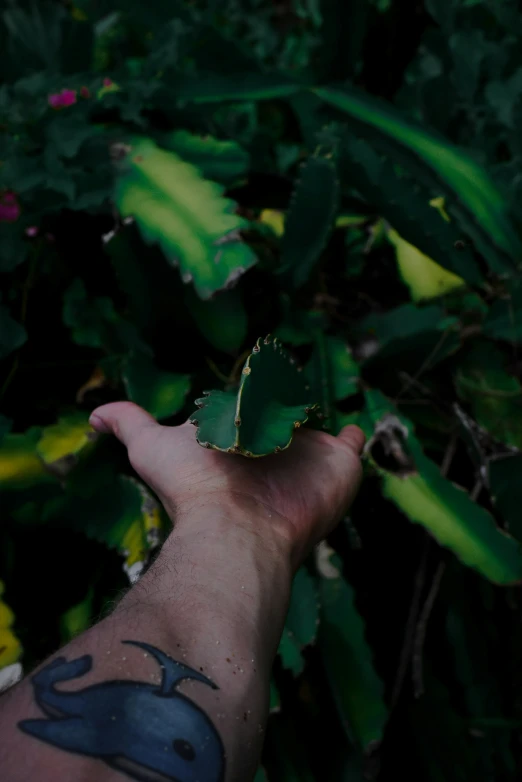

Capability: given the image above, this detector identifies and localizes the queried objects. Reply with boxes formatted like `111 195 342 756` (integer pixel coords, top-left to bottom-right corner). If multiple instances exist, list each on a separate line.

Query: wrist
163 489 297 570
133 495 293 669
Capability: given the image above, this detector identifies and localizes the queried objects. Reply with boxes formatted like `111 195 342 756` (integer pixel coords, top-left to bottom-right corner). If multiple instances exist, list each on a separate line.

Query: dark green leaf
191 336 316 456
123 351 191 420
318 544 388 750
455 341 522 450
489 454 522 541
340 137 482 286
280 154 339 289
184 287 247 354
314 85 522 273
278 566 319 676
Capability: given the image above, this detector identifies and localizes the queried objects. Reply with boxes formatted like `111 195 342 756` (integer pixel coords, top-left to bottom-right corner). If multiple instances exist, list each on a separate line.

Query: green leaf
184 287 247 354
455 342 522 450
62 279 116 349
191 336 316 457
36 415 98 477
280 154 339 289
60 588 94 644
50 475 159 564
0 430 53 491
314 86 522 273
278 566 319 676
365 391 522 584
359 303 456 346
0 305 27 361
341 137 481 286
483 281 522 344
162 131 249 185
0 580 22 669
170 73 303 104
304 324 360 431
45 117 97 160
123 351 191 420
489 453 522 541
318 544 388 751
63 279 145 352
113 136 257 299
357 303 460 373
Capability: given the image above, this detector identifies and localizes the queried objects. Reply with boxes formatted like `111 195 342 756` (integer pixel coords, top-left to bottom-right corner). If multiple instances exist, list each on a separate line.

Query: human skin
0 401 364 782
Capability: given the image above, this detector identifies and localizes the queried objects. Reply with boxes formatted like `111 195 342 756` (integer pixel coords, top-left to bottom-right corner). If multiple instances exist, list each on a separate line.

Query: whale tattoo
19 640 225 782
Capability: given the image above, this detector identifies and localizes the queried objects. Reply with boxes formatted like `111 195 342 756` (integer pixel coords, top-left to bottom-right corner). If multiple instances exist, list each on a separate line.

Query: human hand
89 402 364 568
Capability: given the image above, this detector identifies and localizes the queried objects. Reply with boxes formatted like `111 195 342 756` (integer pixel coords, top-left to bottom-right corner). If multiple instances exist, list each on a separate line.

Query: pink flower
102 78 113 87
25 226 39 238
48 89 77 109
80 86 91 99
0 192 20 223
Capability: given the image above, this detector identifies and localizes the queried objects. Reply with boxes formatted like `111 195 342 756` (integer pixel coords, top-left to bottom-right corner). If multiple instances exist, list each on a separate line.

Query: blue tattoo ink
19 641 225 782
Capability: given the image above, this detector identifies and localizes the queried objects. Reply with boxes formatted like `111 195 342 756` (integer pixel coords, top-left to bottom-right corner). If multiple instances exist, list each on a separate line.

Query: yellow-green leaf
114 136 257 299
387 227 466 301
36 414 98 475
0 581 22 669
365 391 522 584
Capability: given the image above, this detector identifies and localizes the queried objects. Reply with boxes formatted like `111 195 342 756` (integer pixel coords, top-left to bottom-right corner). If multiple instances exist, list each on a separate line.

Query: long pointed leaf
314 86 522 272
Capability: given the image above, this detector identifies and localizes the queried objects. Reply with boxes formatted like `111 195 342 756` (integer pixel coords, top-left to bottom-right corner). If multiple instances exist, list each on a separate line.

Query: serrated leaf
0 305 27 360
365 391 522 584
184 287 247 354
341 137 481 286
123 351 191 420
162 131 249 185
278 566 319 676
51 475 161 579
280 155 339 289
113 136 257 299
191 336 316 456
314 86 521 273
455 341 522 450
36 414 98 476
317 543 388 750
0 580 22 669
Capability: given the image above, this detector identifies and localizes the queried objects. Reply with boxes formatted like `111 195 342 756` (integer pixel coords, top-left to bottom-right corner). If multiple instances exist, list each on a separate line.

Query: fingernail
89 413 111 433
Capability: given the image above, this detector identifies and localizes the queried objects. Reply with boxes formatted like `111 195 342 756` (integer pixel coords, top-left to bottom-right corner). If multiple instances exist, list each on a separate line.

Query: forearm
0 496 293 782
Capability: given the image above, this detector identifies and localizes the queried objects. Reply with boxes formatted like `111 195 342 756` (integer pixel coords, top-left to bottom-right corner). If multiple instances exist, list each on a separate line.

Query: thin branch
412 561 446 698
390 535 430 711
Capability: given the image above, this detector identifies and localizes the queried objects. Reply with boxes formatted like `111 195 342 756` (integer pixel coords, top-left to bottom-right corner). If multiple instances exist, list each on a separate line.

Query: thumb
336 424 366 455
89 401 159 449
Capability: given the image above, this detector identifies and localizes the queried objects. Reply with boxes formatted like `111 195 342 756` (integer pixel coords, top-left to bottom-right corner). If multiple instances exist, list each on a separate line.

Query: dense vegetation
3 0 522 778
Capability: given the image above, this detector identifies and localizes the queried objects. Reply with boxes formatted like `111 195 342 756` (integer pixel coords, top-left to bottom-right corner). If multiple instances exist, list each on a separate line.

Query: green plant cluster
3 0 522 778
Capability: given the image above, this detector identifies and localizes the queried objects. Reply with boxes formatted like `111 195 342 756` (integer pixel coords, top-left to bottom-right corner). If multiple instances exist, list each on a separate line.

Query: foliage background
3 0 522 779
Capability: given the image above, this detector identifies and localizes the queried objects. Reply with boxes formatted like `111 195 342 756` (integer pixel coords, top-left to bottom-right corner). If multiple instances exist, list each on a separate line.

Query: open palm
89 402 364 561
